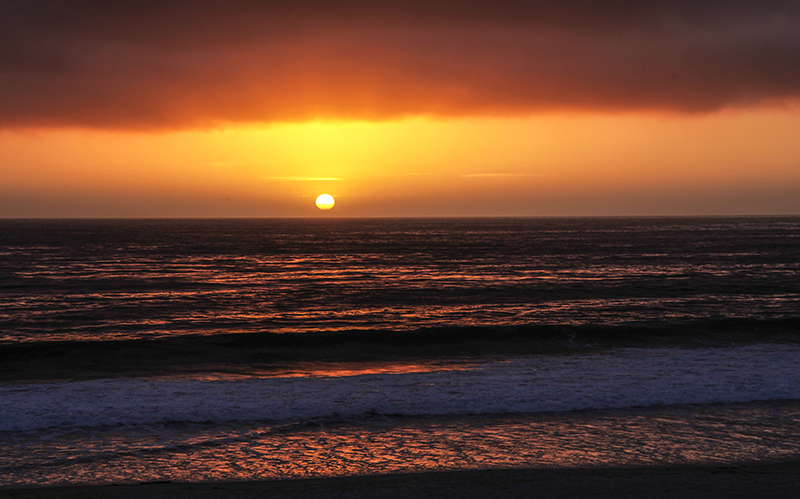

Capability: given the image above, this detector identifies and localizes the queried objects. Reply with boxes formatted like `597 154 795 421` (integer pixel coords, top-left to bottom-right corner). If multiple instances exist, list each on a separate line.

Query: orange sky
2 1 799 217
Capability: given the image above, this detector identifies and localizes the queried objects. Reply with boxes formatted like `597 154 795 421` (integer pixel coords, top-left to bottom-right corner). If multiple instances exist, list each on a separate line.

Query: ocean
1 217 799 488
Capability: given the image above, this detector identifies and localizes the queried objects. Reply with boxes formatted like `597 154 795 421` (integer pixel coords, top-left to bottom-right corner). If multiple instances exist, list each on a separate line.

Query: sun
315 194 335 210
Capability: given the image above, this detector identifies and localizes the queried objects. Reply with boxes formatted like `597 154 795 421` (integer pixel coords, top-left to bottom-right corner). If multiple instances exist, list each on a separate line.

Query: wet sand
2 461 799 499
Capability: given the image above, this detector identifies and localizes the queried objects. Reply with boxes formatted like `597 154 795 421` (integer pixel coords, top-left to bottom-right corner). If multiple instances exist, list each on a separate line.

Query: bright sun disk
315 194 335 210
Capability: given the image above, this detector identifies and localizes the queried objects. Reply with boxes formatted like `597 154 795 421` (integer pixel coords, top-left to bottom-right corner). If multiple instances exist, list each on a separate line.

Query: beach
2 462 799 499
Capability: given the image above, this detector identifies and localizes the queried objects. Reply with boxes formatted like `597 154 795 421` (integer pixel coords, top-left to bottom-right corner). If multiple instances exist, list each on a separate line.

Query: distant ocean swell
2 217 799 345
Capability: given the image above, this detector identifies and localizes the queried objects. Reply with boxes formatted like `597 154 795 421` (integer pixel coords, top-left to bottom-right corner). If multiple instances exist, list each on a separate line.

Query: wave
2 343 800 432
1 318 798 382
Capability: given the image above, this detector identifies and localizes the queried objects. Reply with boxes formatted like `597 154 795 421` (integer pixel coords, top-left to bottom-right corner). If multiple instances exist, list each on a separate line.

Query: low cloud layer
2 1 800 129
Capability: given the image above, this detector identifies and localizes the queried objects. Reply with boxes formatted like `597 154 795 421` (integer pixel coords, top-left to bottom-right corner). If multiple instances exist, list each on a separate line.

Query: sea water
1 217 799 487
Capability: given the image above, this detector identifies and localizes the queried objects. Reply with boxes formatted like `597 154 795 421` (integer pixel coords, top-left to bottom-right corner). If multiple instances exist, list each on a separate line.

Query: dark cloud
2 1 799 129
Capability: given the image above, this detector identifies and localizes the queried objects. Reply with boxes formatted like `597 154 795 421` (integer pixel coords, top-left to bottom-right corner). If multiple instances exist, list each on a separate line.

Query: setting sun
315 194 336 210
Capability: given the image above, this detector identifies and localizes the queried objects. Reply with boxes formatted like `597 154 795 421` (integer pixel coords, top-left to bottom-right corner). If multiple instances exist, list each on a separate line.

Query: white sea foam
2 344 800 432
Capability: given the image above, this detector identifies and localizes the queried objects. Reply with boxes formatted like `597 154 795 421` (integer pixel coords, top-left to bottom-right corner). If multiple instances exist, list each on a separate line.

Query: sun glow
2 111 800 217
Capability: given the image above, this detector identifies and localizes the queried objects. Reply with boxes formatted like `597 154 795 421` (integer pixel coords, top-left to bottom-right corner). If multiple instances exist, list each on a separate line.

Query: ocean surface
1 217 799 488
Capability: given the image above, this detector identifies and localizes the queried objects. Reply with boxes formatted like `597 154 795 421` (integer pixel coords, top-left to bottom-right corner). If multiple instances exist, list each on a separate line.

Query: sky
2 0 800 217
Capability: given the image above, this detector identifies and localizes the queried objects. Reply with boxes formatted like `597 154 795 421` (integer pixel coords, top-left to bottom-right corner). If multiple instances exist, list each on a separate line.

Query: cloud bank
2 1 800 129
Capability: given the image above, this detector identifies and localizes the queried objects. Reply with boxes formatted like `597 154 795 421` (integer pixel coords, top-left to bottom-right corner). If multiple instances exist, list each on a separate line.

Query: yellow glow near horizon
2 109 800 217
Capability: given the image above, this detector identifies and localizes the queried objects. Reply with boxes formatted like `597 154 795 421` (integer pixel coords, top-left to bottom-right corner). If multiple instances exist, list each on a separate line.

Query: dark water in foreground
1 217 799 488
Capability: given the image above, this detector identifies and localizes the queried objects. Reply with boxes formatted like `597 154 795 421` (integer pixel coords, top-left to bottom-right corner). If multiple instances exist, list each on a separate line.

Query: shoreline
3 461 800 499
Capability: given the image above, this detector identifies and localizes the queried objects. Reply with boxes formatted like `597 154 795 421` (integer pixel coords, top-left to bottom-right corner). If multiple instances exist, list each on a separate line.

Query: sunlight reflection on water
3 401 800 488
